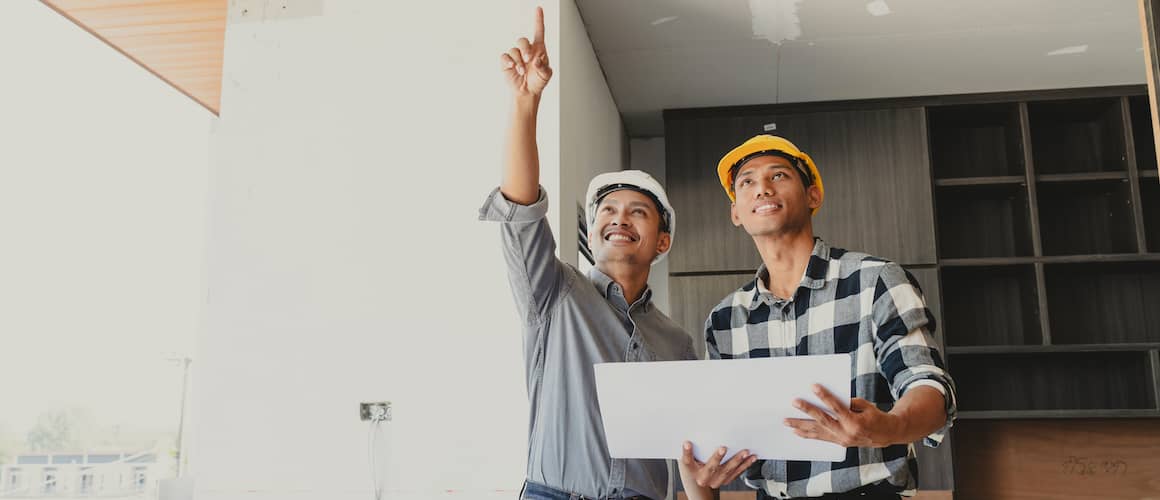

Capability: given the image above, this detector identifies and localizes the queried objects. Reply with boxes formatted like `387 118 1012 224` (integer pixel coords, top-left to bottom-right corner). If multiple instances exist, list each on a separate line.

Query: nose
754 177 775 198
609 211 631 228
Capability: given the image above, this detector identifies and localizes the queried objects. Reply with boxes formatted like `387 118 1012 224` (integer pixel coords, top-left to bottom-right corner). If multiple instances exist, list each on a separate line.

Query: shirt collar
748 238 831 309
588 267 653 308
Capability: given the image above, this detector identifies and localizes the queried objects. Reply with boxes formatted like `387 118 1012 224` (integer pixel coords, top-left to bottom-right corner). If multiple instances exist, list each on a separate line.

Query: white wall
558 0 627 268
192 1 622 499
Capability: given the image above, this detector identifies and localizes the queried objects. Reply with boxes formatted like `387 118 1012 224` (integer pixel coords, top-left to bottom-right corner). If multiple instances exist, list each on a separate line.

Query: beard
593 245 645 265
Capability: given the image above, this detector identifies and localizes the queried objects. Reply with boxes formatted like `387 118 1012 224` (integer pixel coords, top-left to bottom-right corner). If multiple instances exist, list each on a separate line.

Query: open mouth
603 229 638 243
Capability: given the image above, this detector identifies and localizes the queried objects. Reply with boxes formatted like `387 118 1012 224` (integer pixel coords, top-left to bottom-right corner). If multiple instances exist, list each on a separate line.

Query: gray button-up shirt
480 186 696 500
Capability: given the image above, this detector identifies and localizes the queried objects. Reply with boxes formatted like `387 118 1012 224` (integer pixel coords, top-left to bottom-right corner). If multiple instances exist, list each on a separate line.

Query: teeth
607 234 632 242
755 203 781 214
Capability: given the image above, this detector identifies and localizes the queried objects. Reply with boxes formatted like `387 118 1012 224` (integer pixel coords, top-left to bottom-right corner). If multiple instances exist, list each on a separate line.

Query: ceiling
576 0 1147 136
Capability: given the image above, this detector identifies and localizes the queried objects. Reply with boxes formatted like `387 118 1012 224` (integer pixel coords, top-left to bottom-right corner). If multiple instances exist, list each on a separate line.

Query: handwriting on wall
1060 456 1129 476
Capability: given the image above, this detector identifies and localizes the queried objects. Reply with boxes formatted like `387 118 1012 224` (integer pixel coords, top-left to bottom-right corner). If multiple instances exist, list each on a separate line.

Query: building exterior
0 450 170 498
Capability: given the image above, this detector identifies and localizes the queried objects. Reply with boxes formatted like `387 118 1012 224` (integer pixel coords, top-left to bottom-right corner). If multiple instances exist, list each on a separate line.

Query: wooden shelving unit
929 93 1160 419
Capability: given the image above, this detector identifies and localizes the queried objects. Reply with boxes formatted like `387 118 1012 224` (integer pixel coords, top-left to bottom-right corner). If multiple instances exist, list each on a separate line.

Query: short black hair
593 184 671 233
729 150 813 193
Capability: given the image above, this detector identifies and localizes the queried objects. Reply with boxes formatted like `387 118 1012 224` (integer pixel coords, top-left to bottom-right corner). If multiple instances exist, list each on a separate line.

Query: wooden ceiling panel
41 0 226 115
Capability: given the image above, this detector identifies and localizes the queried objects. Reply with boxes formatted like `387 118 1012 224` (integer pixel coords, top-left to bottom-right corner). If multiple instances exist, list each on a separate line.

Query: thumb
535 63 553 82
681 441 694 464
531 52 548 68
849 397 875 412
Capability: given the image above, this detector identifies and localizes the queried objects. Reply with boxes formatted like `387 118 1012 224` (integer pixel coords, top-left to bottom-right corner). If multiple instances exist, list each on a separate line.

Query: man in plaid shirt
677 135 957 500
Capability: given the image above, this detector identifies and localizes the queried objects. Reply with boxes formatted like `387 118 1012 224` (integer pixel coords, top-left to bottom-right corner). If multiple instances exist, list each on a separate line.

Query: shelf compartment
1028 98 1127 174
1143 178 1160 252
1037 172 1128 182
1130 95 1157 173
949 351 1157 411
933 176 1024 187
956 408 1160 419
1036 178 1137 255
1044 261 1160 344
929 103 1024 179
936 183 1033 259
941 265 1042 347
941 254 1160 267
947 343 1160 354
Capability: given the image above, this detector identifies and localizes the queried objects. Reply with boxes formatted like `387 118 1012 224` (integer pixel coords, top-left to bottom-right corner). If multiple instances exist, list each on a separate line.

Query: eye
632 208 646 216
773 172 786 180
740 178 752 186
601 205 614 213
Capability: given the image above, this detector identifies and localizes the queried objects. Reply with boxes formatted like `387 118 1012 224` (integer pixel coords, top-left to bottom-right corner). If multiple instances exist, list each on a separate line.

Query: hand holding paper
784 384 903 449
677 441 757 490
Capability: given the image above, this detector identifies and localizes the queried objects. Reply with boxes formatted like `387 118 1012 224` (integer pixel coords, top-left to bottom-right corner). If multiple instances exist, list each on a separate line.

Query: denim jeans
519 481 649 500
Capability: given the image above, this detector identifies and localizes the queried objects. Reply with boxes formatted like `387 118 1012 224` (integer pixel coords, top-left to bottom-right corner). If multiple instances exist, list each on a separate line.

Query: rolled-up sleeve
478 186 569 327
870 263 958 447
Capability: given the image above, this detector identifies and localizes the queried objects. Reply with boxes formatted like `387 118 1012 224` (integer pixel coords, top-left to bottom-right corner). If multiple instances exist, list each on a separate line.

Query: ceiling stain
866 0 892 17
749 0 804 45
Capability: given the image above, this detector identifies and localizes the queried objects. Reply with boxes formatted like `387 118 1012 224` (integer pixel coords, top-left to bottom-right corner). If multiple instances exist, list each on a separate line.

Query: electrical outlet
360 401 392 422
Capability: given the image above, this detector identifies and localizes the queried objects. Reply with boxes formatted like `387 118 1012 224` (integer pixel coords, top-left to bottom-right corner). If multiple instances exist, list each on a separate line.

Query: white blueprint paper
594 355 851 463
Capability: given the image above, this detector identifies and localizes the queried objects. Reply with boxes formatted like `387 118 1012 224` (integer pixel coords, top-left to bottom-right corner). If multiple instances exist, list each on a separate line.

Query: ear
655 231 672 256
807 185 823 211
587 226 598 252
730 202 742 227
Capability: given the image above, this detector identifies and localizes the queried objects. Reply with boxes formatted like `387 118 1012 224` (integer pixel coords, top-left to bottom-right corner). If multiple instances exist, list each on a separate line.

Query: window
134 467 147 491
80 470 94 494
577 203 594 274
43 468 57 494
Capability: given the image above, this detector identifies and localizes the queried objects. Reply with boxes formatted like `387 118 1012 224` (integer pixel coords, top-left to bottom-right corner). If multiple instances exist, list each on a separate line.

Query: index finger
533 6 545 44
705 446 727 467
720 449 751 470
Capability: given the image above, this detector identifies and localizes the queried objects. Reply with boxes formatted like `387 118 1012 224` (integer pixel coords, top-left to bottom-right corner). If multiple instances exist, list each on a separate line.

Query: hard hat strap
593 183 672 233
729 150 814 192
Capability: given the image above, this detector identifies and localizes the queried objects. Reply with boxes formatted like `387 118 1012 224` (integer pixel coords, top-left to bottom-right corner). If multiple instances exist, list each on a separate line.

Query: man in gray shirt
479 8 720 500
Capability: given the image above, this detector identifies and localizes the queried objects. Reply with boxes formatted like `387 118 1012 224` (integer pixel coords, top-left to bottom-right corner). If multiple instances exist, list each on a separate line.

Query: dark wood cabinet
931 89 1160 498
926 92 1160 421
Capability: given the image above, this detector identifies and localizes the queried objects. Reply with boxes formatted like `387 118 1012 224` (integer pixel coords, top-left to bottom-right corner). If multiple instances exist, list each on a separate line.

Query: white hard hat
584 170 676 265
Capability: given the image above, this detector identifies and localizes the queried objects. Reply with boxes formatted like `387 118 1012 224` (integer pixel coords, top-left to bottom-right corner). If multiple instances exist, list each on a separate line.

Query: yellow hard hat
716 135 824 214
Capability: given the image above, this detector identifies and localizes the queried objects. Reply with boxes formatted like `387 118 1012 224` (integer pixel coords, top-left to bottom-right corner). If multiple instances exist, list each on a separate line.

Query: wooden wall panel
41 0 226 114
954 419 1160 500
666 107 937 273
670 273 753 359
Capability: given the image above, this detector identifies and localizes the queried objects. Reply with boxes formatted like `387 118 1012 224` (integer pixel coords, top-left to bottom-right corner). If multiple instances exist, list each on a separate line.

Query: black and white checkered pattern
704 239 957 499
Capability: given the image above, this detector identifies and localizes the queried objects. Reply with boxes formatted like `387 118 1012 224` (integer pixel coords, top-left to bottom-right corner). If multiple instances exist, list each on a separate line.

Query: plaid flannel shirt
704 238 957 498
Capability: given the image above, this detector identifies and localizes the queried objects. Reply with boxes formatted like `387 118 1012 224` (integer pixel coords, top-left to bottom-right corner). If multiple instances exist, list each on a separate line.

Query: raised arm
500 6 553 205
